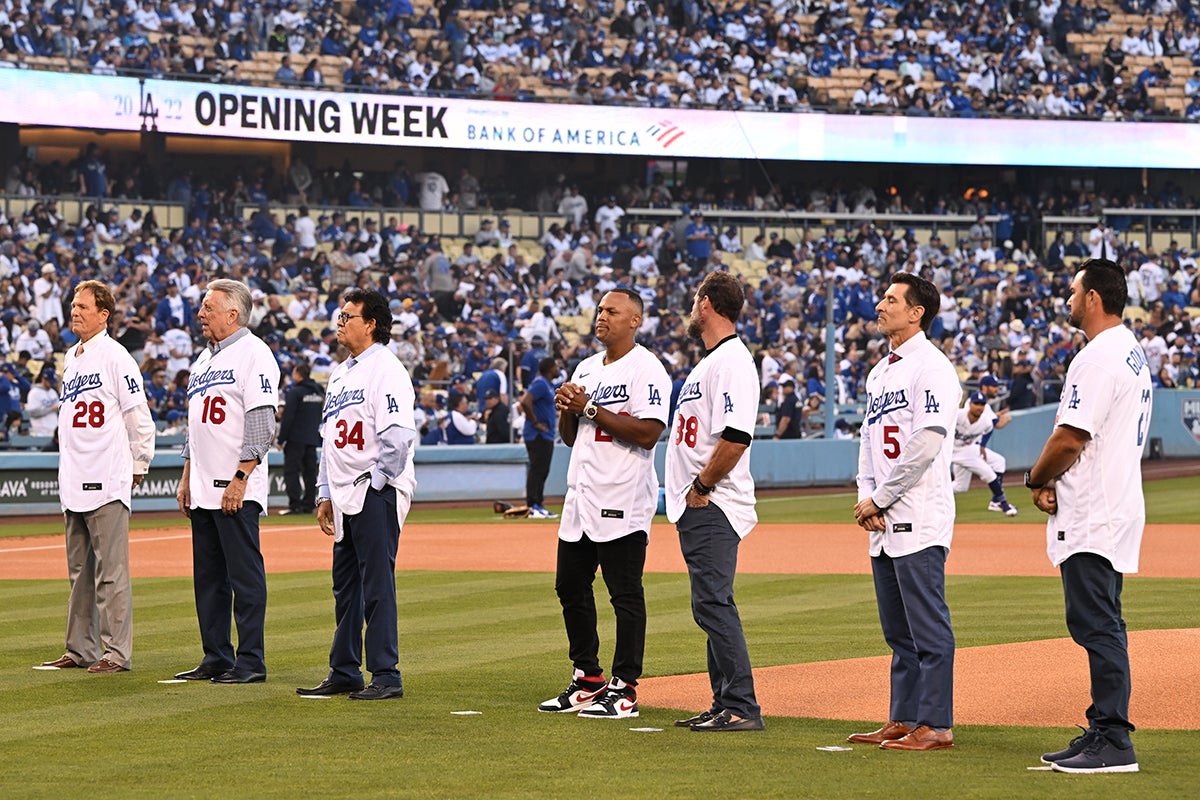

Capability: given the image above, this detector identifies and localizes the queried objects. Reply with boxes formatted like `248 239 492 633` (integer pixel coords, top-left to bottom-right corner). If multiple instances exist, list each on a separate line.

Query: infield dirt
3 519 1196 729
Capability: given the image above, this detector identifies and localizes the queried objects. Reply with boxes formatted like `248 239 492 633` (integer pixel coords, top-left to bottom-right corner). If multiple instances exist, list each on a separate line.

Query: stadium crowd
2 146 1199 445
2 0 1200 117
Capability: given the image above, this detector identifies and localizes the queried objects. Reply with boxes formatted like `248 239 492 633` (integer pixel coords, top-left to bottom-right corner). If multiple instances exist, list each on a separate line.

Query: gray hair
207 278 252 327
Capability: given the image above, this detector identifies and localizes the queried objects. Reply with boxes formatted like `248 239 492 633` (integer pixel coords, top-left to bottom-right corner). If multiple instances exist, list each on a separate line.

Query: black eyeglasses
337 313 365 324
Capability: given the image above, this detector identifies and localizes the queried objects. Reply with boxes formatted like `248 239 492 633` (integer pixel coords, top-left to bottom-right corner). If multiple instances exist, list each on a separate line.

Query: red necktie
888 353 901 364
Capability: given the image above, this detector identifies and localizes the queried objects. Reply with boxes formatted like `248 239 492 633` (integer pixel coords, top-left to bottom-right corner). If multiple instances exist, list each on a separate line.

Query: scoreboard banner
2 69 1200 166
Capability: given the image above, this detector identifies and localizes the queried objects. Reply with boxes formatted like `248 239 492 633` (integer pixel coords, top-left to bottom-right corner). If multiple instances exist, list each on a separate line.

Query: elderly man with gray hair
174 279 281 685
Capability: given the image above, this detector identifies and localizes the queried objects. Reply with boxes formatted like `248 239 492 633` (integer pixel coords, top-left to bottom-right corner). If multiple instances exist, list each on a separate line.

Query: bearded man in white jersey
665 270 765 732
1028 258 1152 774
852 272 961 752
297 289 417 701
175 279 280 684
39 280 155 674
536 289 670 719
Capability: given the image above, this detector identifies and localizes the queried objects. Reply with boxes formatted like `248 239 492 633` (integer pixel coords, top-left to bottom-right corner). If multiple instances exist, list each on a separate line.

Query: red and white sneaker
537 669 607 713
578 678 639 719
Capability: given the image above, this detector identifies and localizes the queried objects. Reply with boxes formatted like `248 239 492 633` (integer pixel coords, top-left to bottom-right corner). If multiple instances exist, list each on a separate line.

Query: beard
686 319 702 341
1068 304 1084 329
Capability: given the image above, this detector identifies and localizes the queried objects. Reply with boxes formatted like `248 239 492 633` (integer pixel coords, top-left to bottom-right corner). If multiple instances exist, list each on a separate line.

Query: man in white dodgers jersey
298 290 417 701
39 280 155 674
175 279 280 684
1027 259 1152 774
665 270 764 732
852 272 960 752
536 289 669 720
950 391 1017 515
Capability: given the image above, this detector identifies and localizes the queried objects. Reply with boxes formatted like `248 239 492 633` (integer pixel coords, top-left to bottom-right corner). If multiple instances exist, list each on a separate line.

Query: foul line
0 525 315 555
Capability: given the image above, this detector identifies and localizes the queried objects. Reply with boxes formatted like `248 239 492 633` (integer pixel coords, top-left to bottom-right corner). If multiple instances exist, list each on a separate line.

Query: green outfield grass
1 475 1195 539
2 569 1197 799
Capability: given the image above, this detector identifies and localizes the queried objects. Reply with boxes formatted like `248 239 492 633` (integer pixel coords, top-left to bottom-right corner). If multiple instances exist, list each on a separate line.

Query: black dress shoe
174 665 227 681
690 709 765 732
675 710 719 728
297 678 364 696
211 668 267 684
348 683 404 700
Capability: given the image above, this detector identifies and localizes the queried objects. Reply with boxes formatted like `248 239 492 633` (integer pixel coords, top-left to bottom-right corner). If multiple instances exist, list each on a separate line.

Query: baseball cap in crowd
451 374 469 386
166 410 184 423
39 367 57 383
980 374 1001 388
41 263 56 275
968 392 987 405
483 389 498 400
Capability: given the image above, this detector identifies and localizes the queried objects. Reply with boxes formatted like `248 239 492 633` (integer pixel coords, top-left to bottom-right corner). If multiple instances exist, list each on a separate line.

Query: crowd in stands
2 142 1199 446
3 0 1200 117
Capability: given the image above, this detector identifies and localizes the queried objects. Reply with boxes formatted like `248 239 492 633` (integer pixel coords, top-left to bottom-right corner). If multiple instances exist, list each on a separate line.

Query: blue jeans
677 503 760 720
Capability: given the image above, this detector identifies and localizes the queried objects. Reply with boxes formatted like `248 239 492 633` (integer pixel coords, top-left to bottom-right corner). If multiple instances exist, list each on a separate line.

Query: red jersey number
71 401 105 428
674 414 699 448
333 419 365 449
594 410 631 442
201 396 226 424
882 425 901 459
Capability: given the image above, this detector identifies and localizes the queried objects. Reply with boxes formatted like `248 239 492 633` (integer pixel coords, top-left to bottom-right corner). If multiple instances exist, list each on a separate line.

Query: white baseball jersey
560 344 670 542
58 332 154 512
321 345 417 537
665 335 759 538
951 404 1005 487
1047 324 1152 573
857 331 961 557
186 331 280 511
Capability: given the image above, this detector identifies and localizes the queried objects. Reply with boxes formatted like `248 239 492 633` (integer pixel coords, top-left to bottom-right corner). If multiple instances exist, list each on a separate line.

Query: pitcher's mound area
640 628 1199 729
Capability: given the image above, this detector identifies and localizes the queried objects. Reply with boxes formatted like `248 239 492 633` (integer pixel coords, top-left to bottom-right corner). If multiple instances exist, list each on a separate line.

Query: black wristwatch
1024 471 1044 490
234 469 248 482
692 476 714 496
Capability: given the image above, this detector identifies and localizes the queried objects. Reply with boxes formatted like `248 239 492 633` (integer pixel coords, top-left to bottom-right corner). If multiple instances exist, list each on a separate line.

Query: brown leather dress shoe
87 658 130 674
880 725 954 751
39 655 87 669
847 720 913 744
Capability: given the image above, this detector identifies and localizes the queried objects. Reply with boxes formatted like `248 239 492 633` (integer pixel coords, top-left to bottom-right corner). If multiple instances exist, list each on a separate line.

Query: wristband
692 476 713 496
1024 471 1045 490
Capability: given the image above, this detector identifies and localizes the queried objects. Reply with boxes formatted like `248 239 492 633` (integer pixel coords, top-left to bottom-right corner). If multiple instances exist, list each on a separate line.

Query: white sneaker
532 505 558 519
577 679 639 719
537 670 607 713
988 500 1018 517
527 507 548 519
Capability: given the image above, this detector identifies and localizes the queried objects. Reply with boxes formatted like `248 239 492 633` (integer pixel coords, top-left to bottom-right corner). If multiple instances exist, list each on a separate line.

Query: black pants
283 442 317 511
189 503 267 674
1061 552 1135 746
525 437 554 508
555 531 647 684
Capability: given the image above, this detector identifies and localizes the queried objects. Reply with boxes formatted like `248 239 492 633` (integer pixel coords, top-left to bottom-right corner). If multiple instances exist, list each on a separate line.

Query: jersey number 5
333 419 365 449
882 425 901 459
